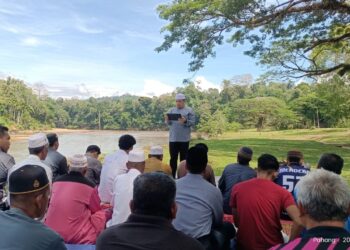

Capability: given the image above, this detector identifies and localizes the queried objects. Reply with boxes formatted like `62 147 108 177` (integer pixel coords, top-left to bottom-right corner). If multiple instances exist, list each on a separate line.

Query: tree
231 97 298 130
156 0 350 78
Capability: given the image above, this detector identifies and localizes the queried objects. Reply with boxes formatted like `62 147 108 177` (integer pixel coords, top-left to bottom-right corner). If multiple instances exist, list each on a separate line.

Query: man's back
219 163 256 213
231 178 295 250
8 155 53 185
97 213 204 250
173 173 223 239
144 157 172 175
0 208 66 250
45 172 106 244
177 160 216 186
44 149 68 180
98 149 128 203
275 164 309 194
108 169 141 226
86 156 102 185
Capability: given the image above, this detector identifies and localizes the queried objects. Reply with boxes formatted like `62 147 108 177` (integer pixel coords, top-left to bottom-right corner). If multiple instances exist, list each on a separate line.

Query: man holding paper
165 93 195 178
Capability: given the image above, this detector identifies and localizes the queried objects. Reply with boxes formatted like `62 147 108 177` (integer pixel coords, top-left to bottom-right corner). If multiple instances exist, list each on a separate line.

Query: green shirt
0 208 66 250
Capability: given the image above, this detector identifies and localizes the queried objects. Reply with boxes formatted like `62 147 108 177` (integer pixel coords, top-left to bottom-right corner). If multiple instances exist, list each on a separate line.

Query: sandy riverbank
10 129 170 142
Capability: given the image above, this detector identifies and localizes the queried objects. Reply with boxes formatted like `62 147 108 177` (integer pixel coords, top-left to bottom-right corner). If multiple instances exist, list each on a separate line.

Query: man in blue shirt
165 93 195 177
218 147 256 214
275 151 309 195
275 150 309 220
0 164 66 250
173 145 235 250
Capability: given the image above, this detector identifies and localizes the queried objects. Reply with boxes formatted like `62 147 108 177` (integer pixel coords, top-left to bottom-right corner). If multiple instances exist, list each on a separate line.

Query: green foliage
156 0 350 78
0 76 350 135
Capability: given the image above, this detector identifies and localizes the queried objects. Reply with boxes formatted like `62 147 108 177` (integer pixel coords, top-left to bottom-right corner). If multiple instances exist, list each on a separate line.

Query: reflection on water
9 131 169 162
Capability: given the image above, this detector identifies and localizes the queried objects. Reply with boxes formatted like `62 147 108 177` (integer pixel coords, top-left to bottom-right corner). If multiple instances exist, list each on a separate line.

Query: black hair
29 146 46 155
86 145 101 155
318 153 344 175
257 154 279 171
133 172 176 219
237 155 251 165
186 146 208 174
287 156 302 164
195 143 209 153
46 133 58 147
118 134 136 151
0 125 9 137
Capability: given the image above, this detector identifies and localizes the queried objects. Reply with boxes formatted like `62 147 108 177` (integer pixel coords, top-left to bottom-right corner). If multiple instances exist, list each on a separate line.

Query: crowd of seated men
0 127 349 250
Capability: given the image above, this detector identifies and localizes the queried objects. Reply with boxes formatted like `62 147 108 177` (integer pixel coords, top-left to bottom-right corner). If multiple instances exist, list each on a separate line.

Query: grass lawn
161 128 350 183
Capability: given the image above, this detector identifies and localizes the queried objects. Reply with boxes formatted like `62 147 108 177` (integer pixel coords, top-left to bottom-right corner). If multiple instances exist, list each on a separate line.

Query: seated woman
45 154 110 244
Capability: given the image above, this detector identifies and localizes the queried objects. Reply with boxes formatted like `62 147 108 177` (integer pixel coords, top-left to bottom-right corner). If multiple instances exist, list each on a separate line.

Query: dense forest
0 76 349 137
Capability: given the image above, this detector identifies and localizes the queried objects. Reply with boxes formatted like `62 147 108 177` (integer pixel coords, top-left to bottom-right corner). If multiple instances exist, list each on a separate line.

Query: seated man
99 134 136 203
275 150 309 196
96 172 204 250
44 133 68 180
275 150 309 220
45 154 108 244
271 169 350 249
219 146 255 214
231 154 301 250
8 133 53 187
85 145 102 185
291 153 349 237
108 151 145 226
177 143 216 186
0 164 66 250
144 146 172 175
173 146 235 250
0 125 15 210
317 153 344 174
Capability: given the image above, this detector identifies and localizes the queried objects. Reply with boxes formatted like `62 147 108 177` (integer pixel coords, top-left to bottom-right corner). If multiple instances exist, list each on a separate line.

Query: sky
0 0 264 98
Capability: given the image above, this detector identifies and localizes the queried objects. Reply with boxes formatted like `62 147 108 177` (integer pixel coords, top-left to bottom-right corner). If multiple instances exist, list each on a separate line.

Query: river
8 130 169 162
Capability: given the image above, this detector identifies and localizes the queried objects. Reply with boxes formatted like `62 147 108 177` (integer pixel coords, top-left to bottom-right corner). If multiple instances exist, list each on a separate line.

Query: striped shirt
271 226 350 250
0 150 15 185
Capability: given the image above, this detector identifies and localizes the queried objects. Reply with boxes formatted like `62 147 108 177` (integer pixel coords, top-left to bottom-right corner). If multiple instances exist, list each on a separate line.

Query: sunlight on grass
160 129 350 184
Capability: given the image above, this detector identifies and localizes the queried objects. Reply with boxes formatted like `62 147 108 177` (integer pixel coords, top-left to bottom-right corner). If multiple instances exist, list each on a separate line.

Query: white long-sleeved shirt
98 149 128 203
6 155 53 205
7 155 53 185
107 168 141 227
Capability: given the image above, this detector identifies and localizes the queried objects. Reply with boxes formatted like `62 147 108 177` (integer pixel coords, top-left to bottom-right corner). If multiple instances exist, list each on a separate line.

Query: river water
8 130 169 162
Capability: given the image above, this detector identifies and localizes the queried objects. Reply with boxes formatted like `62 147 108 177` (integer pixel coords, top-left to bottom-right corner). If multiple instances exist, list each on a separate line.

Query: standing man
44 133 68 181
165 93 195 178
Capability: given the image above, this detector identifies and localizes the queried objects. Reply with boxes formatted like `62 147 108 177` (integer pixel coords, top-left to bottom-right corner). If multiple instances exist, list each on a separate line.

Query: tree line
0 76 350 137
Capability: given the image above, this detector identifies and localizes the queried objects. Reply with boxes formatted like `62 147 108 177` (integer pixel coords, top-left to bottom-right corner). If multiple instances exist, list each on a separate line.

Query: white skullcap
175 93 186 100
28 133 49 149
69 154 88 168
128 150 145 163
150 146 163 155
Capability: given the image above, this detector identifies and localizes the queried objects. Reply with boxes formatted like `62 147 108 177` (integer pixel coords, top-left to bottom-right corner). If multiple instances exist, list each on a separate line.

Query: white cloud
21 36 41 46
124 30 162 43
0 1 28 16
138 79 175 97
194 76 221 90
30 83 121 99
74 16 104 34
